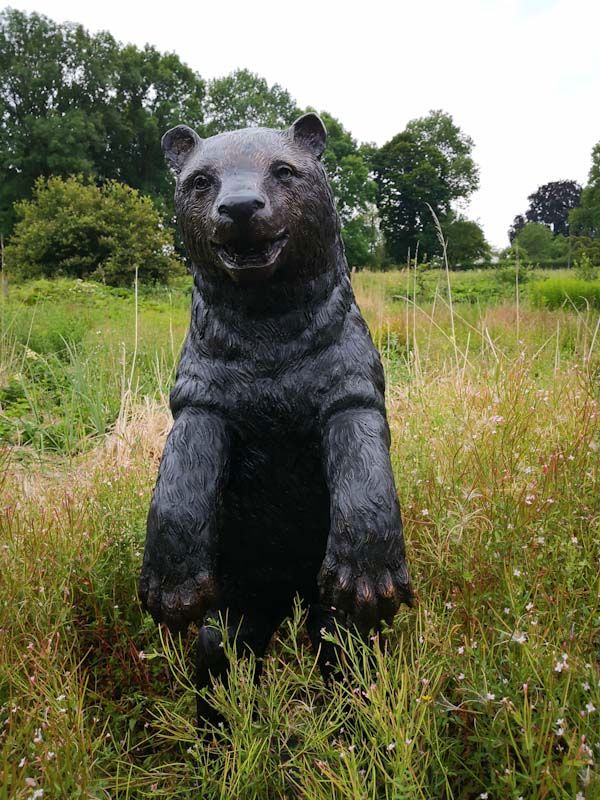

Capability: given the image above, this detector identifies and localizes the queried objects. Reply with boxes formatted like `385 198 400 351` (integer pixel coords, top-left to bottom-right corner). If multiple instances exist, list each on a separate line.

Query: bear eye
193 173 212 192
274 164 294 181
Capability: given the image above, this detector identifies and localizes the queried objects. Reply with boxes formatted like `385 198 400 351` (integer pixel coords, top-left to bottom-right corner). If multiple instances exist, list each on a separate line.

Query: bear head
162 114 341 286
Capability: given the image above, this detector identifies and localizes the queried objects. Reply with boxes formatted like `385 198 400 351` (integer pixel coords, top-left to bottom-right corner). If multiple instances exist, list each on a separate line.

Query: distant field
0 270 599 798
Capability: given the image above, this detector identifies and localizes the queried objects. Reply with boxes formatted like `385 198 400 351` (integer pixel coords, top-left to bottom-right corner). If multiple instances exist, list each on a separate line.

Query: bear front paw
138 569 218 634
318 556 413 635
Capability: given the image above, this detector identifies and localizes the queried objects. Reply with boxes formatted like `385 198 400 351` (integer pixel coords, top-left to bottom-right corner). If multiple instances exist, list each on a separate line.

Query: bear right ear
162 125 202 174
290 113 327 160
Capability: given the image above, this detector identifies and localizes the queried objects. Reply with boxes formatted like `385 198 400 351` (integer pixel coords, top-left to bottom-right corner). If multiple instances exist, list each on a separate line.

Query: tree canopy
203 69 298 135
372 111 480 263
508 180 582 244
0 8 493 276
570 142 600 240
0 8 205 233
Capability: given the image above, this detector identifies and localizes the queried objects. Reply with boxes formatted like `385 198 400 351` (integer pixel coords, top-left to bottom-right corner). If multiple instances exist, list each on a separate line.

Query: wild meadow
0 268 599 799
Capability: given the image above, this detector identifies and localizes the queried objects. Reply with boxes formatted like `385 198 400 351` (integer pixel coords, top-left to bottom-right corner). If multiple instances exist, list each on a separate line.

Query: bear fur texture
139 113 413 721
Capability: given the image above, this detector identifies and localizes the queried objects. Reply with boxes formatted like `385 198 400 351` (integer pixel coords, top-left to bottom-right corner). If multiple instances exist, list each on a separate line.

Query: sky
5 0 600 248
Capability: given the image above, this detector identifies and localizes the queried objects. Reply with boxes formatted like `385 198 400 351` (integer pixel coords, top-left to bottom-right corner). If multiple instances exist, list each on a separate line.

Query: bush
5 176 185 286
530 277 600 310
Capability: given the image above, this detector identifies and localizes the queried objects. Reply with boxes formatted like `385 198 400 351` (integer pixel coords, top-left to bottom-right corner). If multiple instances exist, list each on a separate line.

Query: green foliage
314 112 378 267
0 272 598 796
570 141 600 240
404 110 479 201
5 176 184 286
203 69 299 135
0 278 190 450
571 236 600 266
445 216 490 266
341 213 379 268
574 251 598 281
513 221 554 262
373 110 479 263
0 8 205 232
530 276 600 310
525 180 582 236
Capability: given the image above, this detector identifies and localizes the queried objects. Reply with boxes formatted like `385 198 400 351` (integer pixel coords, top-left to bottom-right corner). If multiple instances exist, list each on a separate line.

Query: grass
0 270 599 798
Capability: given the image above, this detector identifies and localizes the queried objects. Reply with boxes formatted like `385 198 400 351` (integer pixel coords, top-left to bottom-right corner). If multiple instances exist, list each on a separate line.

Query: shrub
529 277 600 310
573 252 598 281
5 176 185 286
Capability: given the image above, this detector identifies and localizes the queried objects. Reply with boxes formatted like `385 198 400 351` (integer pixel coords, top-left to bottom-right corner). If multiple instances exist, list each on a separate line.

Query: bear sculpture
139 113 413 723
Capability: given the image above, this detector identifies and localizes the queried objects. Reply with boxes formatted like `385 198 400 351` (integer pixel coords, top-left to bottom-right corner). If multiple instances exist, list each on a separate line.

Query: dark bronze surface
139 114 413 720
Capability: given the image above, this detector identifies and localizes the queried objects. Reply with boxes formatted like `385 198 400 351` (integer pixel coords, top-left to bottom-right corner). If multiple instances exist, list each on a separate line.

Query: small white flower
571 536 579 544
47 751 55 761
513 568 522 577
458 672 465 681
33 728 42 744
525 602 534 612
421 508 429 516
18 757 26 767
585 702 596 714
458 645 465 654
582 681 591 691
386 741 396 751
511 631 527 644
555 653 569 672
479 793 489 799
576 793 585 800
503 607 510 615
445 601 454 610
56 694 65 702
485 692 496 701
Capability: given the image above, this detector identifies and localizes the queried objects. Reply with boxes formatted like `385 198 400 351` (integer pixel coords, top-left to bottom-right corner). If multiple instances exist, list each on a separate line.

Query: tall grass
0 273 599 798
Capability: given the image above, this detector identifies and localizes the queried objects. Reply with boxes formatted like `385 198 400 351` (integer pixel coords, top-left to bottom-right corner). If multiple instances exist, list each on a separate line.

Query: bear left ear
290 113 327 159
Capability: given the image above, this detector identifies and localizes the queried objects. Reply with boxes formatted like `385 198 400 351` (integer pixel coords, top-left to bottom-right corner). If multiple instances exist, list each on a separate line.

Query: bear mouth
212 231 289 272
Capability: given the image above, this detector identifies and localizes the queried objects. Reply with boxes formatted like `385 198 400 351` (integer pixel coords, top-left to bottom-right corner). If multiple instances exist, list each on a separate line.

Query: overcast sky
5 0 600 247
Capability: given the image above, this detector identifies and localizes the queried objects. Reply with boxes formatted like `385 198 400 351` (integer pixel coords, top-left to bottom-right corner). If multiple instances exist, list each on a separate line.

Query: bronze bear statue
139 113 413 722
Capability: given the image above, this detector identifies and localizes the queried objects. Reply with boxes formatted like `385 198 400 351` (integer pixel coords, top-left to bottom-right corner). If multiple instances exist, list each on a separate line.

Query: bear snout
217 191 266 224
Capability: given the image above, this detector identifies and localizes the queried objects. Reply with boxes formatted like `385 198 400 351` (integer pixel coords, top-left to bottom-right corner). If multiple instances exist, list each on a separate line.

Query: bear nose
218 193 266 223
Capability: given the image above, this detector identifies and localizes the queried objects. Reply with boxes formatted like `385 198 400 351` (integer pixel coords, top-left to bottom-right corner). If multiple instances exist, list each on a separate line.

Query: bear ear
290 113 327 159
162 125 202 174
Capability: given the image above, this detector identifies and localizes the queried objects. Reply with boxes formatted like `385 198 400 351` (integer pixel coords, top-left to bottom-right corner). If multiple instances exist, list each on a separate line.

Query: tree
203 69 299 135
372 111 479 263
445 217 490 266
5 176 184 285
404 111 479 203
570 142 600 240
99 44 205 206
0 8 205 233
524 180 582 236
508 214 526 244
513 222 554 262
315 112 378 267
